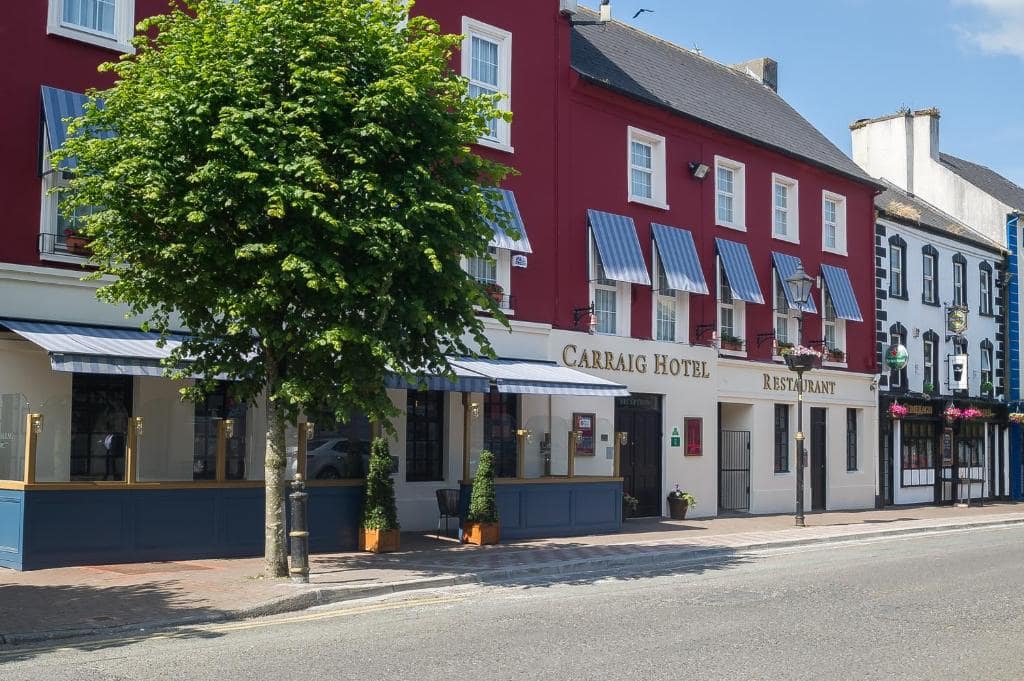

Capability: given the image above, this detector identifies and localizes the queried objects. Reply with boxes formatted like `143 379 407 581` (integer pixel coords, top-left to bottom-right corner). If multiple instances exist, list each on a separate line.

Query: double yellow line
0 595 462 659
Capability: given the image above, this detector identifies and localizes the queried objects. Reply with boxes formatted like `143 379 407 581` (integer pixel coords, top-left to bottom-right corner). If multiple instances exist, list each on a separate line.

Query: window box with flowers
64 229 92 256
720 333 744 352
666 485 696 520
826 348 845 363
781 345 821 372
1009 413 1024 425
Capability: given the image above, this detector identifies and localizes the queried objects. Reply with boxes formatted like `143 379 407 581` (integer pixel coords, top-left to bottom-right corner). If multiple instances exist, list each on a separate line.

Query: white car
287 437 368 479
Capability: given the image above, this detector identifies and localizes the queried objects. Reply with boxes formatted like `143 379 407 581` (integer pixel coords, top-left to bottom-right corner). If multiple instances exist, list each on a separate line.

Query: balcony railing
39 232 90 258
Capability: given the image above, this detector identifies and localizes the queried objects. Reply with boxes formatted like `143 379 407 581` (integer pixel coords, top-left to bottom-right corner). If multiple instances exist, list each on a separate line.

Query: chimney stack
730 57 778 93
599 0 611 22
559 0 578 14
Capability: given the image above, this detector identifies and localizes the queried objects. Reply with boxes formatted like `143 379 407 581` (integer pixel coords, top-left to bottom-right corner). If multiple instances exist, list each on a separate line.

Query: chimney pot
600 0 611 22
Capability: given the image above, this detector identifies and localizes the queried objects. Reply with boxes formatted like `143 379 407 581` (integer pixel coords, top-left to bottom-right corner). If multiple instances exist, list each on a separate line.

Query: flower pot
827 351 845 363
359 527 400 553
462 521 500 545
721 340 743 352
65 235 91 256
785 354 816 372
667 496 689 520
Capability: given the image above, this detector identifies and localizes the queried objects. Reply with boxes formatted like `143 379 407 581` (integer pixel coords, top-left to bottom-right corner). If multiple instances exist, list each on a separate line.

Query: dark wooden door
810 408 827 511
616 394 662 517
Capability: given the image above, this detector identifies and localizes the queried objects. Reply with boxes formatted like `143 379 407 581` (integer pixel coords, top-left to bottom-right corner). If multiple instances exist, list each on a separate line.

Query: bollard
289 474 310 584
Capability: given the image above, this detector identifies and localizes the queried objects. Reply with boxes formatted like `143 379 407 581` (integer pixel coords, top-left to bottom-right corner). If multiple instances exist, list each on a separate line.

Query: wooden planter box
462 521 500 545
667 497 689 520
65 235 91 256
359 527 400 553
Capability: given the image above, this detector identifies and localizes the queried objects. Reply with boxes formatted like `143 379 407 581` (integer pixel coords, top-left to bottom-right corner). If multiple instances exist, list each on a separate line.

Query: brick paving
1 503 1022 644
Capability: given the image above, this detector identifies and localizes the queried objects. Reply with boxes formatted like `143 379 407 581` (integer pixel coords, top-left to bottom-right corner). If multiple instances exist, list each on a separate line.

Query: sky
578 0 1024 187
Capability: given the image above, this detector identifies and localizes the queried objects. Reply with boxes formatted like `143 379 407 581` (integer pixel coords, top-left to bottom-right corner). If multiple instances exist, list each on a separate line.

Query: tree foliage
361 437 399 531
466 449 498 524
55 0 514 575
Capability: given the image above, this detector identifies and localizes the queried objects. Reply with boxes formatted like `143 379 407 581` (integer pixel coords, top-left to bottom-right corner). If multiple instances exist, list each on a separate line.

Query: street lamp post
785 264 815 528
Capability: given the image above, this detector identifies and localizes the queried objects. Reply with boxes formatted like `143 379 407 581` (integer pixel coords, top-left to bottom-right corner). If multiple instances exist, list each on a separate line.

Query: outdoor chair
435 488 461 538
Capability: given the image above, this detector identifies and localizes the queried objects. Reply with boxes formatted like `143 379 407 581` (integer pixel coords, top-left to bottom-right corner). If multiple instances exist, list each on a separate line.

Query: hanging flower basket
960 407 983 421
1009 413 1024 425
888 403 908 419
943 406 963 423
782 345 821 372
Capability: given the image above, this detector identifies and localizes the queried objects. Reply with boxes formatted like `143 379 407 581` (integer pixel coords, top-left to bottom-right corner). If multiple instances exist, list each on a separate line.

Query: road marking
0 595 462 659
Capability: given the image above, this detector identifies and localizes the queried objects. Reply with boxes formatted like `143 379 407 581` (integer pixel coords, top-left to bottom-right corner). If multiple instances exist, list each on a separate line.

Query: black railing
39 232 90 257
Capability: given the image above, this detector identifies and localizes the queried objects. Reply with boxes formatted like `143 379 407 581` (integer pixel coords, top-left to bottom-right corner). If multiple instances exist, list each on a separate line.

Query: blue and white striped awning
385 367 490 394
588 210 651 285
450 358 629 397
484 188 532 253
771 252 817 314
1 319 190 377
651 223 709 295
715 238 764 304
40 86 111 172
820 264 864 322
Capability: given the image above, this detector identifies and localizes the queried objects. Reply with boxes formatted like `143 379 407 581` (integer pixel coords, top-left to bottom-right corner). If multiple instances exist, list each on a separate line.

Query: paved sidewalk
2 503 1022 645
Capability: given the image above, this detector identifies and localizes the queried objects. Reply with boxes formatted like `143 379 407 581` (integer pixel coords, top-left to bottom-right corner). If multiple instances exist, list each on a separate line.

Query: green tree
361 438 399 531
56 0 512 577
466 450 498 524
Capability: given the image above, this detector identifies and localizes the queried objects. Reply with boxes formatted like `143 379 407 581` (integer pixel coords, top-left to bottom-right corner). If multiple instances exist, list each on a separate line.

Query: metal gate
719 430 751 512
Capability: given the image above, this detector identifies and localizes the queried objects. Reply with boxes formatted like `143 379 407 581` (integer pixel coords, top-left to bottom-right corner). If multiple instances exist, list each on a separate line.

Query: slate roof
875 179 1006 253
570 10 878 187
939 152 1024 213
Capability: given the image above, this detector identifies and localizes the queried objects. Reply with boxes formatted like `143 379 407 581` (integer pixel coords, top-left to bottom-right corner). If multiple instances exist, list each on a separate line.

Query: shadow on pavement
0 582 227 663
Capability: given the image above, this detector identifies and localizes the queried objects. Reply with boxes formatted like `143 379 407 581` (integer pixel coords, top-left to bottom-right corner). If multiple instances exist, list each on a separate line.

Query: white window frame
889 244 904 298
981 343 993 388
463 246 513 313
461 17 513 153
651 248 688 343
822 191 847 255
890 333 903 388
771 173 799 243
589 237 631 337
714 156 746 231
717 259 745 356
922 252 937 304
953 260 966 307
39 133 91 265
980 267 992 314
627 127 668 210
773 271 795 352
923 338 935 389
47 0 135 53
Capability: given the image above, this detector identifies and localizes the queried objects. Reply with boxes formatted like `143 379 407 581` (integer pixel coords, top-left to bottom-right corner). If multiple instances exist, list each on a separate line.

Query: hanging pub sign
572 412 595 456
886 343 909 371
946 305 968 336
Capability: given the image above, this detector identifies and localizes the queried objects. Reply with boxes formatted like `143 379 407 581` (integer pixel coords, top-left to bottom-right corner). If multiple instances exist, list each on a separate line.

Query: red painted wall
0 0 167 268
560 77 878 373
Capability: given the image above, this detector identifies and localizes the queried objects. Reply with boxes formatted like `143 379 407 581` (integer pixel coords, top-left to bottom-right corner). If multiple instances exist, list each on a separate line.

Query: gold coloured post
568 430 576 478
215 419 228 482
613 432 624 478
462 395 472 482
126 416 143 485
23 413 41 484
516 429 528 479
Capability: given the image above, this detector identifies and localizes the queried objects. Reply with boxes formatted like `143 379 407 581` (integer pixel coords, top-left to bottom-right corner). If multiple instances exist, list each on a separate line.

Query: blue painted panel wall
1008 215 1022 499
0 490 24 570
461 481 622 540
16 485 362 571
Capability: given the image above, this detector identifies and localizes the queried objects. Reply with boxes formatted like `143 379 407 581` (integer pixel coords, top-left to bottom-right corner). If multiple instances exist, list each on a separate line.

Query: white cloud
955 0 1024 59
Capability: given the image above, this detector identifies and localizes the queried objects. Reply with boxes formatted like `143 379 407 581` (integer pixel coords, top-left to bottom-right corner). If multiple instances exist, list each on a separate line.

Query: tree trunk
264 363 288 579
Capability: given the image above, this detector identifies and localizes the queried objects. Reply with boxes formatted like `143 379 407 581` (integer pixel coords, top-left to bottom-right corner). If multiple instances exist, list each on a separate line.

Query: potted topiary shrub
622 492 639 518
666 485 696 520
981 380 994 396
463 449 500 545
359 437 400 553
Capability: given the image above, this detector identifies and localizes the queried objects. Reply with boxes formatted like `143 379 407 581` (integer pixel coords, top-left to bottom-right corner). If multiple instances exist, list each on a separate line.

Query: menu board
573 412 595 456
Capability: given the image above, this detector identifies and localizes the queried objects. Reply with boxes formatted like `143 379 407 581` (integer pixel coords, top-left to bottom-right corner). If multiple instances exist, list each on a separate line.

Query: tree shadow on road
0 582 227 664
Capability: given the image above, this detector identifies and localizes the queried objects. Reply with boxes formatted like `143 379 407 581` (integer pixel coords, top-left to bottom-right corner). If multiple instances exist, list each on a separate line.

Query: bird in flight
632 8 654 18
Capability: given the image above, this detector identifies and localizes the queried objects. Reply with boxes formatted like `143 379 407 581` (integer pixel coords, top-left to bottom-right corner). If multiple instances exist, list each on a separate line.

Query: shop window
953 254 967 307
405 391 445 482
462 17 512 151
303 409 372 479
958 420 984 468
774 404 789 473
921 246 938 305
483 389 518 478
70 373 132 481
193 383 248 480
846 409 858 472
900 420 935 487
